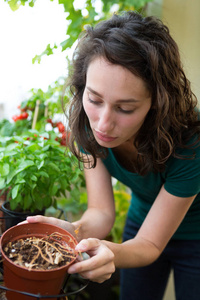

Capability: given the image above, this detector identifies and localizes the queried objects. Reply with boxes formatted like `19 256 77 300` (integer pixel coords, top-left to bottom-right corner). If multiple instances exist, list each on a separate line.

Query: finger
25 216 75 235
79 262 115 283
18 216 64 227
26 215 58 224
17 220 28 225
75 238 101 252
68 252 113 274
68 242 114 274
26 216 68 228
76 239 115 262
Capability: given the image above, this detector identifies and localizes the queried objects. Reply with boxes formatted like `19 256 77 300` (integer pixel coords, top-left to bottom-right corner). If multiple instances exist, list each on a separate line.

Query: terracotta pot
0 222 78 300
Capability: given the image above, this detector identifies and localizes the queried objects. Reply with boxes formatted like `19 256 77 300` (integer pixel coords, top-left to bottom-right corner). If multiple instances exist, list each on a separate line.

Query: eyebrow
86 86 141 103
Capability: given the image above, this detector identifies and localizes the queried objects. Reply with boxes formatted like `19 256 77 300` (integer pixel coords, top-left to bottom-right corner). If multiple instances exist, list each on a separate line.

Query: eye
87 93 103 106
117 106 135 114
88 98 101 105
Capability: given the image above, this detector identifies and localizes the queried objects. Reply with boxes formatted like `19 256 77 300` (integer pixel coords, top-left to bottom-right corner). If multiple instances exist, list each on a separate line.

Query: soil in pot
0 223 78 300
3 233 77 271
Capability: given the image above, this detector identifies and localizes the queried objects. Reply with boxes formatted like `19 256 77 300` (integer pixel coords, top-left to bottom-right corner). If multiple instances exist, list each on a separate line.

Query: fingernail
75 240 87 251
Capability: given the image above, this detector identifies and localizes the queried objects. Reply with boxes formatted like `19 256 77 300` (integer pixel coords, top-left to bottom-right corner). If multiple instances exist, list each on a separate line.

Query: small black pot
0 201 45 230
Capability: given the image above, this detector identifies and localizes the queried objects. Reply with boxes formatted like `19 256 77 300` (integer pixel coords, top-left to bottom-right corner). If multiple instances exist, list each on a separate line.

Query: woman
26 11 200 300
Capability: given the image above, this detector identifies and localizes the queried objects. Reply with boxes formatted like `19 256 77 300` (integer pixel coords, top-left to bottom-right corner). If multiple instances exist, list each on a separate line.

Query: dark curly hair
66 10 200 175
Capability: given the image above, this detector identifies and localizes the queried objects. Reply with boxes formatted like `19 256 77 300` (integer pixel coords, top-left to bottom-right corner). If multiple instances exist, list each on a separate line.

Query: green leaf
15 193 22 204
3 150 18 158
48 162 60 173
7 160 34 184
16 178 26 184
7 0 20 11
60 39 70 51
12 184 20 199
58 0 73 12
0 163 9 176
27 144 40 152
34 193 45 211
31 175 37 181
0 178 5 189
38 153 47 160
0 122 15 136
6 142 19 151
16 160 35 172
36 160 44 170
43 196 52 209
38 171 49 178
23 193 33 211
51 184 59 196
10 198 19 210
42 145 50 152
29 0 36 8
32 54 41 64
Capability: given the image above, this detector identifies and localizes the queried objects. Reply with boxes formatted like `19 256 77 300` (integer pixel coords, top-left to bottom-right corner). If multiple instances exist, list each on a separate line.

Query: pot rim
1 200 45 216
0 222 78 274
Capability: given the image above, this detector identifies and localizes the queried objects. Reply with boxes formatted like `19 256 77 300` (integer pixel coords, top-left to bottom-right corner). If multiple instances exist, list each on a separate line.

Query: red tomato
47 118 53 124
62 132 66 139
57 122 65 133
18 105 27 112
12 115 20 122
21 112 29 119
60 139 66 146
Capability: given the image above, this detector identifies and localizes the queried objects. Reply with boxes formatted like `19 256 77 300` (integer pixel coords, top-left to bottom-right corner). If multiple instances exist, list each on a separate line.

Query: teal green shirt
103 144 200 240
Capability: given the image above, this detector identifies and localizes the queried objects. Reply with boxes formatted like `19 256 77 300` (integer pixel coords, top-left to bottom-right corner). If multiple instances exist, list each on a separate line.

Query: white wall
162 0 200 102
0 0 68 120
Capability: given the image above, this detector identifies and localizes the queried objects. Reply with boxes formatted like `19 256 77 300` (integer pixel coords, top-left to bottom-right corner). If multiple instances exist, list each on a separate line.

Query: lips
94 130 117 142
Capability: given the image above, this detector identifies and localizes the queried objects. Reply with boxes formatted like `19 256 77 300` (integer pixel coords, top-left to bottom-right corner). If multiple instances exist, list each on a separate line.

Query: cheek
82 97 90 117
83 99 96 122
119 115 144 135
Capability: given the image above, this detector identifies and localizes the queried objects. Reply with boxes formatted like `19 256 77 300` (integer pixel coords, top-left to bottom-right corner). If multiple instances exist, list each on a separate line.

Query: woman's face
83 57 152 148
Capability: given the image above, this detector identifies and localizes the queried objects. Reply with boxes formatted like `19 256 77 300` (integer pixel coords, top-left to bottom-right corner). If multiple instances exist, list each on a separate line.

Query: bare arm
105 185 196 268
68 186 196 282
72 157 115 241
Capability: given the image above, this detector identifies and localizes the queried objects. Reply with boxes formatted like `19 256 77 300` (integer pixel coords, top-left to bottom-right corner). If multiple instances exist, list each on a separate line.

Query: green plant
0 118 31 137
20 78 66 119
8 77 67 136
0 130 85 212
107 181 131 243
110 190 130 243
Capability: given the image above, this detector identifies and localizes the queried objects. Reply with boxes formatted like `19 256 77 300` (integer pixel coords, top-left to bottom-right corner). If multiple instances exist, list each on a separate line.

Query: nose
97 106 115 133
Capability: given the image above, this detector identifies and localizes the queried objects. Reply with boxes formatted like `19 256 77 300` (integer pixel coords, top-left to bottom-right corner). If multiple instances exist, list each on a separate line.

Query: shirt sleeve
164 145 200 197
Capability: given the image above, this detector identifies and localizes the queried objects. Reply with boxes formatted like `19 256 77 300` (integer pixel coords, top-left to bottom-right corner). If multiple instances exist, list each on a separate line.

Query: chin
96 139 121 148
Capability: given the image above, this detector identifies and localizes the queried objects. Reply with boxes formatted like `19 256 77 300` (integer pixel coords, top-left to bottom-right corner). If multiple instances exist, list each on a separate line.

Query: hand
19 215 76 237
68 238 115 283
